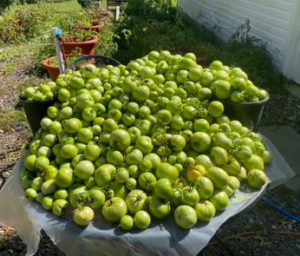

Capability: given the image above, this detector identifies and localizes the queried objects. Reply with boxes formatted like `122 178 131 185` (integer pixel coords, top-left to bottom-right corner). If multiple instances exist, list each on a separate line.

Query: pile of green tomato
19 50 273 230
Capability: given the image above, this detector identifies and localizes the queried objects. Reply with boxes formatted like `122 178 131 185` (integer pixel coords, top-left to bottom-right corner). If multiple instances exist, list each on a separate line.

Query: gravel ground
261 89 300 135
0 52 300 255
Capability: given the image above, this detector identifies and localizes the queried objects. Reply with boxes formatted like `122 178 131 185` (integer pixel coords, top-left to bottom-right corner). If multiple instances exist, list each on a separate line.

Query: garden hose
260 197 300 223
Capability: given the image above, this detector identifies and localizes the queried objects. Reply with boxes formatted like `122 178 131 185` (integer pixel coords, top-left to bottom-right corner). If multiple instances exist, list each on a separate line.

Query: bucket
219 93 269 132
19 97 55 135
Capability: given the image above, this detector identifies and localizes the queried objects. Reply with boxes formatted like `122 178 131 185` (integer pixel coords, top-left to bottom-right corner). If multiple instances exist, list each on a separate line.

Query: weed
0 107 27 131
206 19 284 90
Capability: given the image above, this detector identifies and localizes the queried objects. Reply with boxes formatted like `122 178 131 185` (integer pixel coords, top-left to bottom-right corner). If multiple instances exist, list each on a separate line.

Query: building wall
178 0 295 69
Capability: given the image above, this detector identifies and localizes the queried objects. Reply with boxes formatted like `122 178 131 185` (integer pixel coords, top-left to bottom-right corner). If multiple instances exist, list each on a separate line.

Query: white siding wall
178 0 295 69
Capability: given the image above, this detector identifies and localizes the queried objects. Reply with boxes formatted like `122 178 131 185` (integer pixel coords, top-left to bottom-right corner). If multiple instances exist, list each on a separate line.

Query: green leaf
232 193 246 203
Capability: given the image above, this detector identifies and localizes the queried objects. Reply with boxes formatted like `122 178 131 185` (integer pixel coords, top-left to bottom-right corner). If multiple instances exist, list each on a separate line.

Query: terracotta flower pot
74 21 104 33
42 57 61 81
99 10 111 17
42 55 95 81
62 37 98 55
92 19 100 25
172 45 208 65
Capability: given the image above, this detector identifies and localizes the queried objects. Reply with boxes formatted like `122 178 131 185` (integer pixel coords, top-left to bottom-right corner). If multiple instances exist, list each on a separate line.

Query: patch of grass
0 107 28 131
10 0 82 12
0 43 37 60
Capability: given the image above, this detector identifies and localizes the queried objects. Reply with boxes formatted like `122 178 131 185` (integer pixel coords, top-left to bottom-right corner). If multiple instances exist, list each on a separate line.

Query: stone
259 125 300 191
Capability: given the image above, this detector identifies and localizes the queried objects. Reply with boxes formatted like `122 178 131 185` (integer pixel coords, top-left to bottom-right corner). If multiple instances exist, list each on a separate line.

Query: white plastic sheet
0 137 295 256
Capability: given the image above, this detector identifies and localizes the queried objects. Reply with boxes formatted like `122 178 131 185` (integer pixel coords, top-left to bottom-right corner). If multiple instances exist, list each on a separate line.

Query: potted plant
61 29 99 55
74 20 104 33
92 8 112 24
54 11 99 55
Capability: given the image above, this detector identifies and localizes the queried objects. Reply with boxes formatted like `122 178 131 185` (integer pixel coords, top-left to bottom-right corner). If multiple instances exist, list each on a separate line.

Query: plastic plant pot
19 97 55 135
220 93 269 132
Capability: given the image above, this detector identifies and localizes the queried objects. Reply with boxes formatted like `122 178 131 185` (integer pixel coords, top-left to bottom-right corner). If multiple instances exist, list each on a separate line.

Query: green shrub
206 19 284 90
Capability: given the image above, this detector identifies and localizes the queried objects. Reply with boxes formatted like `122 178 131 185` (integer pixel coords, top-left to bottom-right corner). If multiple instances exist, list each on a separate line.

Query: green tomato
209 190 229 211
34 156 50 171
155 178 173 199
55 167 75 188
94 164 116 186
21 175 34 189
138 106 151 118
115 168 129 183
194 176 214 199
102 197 127 222
181 187 200 206
49 121 62 135
262 150 273 164
170 115 184 131
156 110 172 125
77 128 93 144
206 167 229 189
210 146 228 166
54 188 68 200
25 188 37 201
125 189 148 214
135 136 153 154
41 179 57 195
176 69 188 85
242 154 264 172
134 211 151 229
174 205 197 229
139 159 152 173
73 206 94 226
190 132 211 153
132 86 150 102
84 144 101 162
138 172 157 191
122 112 136 126
126 149 143 165
127 127 141 143
36 192 45 203
88 188 106 209
74 160 95 180
42 195 54 211
156 163 179 182
126 178 137 191
45 165 58 181
52 199 69 216
182 105 197 120
247 169 267 188
195 200 216 221
82 107 97 122
19 167 30 180
109 129 131 151
60 144 78 159
128 165 140 178
31 177 44 191
120 215 134 231
169 135 186 151
149 197 170 219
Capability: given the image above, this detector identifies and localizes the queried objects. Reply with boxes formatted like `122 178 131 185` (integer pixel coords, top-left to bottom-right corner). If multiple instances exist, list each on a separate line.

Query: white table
0 137 295 256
